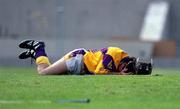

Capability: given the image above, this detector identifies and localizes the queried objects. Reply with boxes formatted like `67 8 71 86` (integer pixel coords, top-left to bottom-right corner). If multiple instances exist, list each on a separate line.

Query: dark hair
120 56 136 73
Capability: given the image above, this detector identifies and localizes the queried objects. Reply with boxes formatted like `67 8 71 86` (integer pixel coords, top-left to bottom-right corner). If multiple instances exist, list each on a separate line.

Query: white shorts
65 54 84 75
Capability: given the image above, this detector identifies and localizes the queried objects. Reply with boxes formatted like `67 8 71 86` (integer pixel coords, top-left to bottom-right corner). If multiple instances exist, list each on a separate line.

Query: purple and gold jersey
63 47 128 74
64 48 87 60
83 47 128 74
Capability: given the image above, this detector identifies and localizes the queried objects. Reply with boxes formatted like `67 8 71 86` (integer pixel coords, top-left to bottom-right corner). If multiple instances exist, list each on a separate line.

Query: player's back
83 47 128 74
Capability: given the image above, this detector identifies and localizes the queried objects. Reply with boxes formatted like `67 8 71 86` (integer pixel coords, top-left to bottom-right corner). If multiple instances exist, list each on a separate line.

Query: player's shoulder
107 47 124 52
107 47 128 55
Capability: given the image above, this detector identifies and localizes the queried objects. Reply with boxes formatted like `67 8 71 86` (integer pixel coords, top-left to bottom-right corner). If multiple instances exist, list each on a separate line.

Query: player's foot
18 49 35 59
19 39 45 51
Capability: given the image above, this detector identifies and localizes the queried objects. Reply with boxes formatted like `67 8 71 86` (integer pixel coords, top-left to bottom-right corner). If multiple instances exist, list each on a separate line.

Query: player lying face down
18 39 153 75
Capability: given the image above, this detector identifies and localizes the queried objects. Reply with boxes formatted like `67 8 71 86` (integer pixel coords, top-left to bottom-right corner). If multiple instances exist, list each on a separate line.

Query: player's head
118 56 136 74
118 57 153 75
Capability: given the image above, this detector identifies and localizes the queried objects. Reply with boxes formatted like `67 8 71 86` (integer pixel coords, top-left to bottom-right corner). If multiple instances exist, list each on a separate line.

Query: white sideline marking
0 100 51 104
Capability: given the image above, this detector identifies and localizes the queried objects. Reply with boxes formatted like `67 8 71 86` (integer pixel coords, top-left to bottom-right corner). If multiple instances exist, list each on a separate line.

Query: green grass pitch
0 67 180 109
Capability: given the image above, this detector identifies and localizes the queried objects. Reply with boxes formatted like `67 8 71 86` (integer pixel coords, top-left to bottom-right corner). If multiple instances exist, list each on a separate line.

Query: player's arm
94 54 117 74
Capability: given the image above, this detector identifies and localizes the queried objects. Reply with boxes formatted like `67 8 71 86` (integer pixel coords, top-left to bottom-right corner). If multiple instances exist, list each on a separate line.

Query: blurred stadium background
0 0 179 69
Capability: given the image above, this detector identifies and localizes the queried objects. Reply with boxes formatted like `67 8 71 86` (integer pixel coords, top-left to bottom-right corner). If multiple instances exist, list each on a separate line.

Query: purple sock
34 47 47 59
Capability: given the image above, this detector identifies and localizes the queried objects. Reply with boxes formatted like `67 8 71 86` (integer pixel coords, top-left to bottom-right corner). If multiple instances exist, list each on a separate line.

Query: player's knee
37 69 49 75
38 71 45 75
37 64 49 75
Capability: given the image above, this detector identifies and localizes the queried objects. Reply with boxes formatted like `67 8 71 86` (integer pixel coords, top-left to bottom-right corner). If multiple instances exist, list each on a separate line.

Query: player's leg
19 40 68 75
36 56 68 75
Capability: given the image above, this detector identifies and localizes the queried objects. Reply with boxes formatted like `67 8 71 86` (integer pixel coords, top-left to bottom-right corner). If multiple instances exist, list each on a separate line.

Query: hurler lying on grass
18 39 153 75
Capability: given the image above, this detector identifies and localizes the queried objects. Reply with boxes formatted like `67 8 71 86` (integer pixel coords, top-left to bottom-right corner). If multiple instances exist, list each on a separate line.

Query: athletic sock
34 47 51 65
36 56 51 65
34 47 47 58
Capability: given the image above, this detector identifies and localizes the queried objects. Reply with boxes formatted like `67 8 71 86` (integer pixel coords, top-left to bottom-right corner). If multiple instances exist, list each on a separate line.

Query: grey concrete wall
57 0 151 39
169 0 180 56
0 0 151 39
0 0 57 38
0 0 180 68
